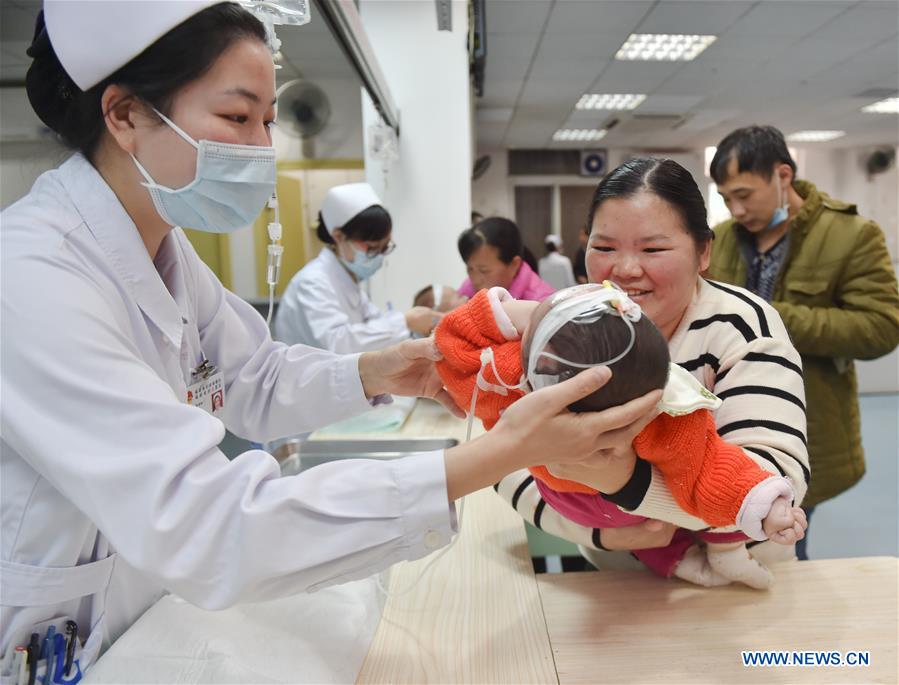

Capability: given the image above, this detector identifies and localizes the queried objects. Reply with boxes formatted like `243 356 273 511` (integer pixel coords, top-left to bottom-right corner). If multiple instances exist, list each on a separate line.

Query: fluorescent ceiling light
616 34 716 61
552 129 608 142
786 130 846 143
861 97 899 114
576 93 646 110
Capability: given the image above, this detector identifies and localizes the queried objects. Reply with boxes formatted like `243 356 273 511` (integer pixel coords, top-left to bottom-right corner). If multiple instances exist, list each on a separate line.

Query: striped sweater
497 277 809 542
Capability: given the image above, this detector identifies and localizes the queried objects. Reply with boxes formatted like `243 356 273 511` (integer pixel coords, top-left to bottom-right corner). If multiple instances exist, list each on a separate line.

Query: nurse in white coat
0 0 661 674
274 183 440 351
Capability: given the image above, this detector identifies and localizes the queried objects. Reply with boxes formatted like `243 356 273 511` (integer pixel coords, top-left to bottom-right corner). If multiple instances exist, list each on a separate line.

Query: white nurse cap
320 183 383 234
43 0 222 91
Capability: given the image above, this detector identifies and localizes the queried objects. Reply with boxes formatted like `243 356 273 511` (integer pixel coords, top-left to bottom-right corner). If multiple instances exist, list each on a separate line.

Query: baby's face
520 283 607 374
438 288 469 312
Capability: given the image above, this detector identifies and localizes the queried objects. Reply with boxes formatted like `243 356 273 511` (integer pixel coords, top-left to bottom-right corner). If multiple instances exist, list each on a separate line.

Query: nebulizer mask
525 282 641 391
466 282 642 440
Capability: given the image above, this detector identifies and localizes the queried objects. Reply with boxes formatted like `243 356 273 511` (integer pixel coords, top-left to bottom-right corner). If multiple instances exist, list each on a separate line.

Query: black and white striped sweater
497 277 809 541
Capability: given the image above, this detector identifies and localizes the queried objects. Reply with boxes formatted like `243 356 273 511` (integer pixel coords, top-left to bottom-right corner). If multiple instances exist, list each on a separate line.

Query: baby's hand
763 497 807 545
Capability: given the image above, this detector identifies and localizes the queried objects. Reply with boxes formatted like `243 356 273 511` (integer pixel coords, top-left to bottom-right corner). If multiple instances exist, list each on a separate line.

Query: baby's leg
706 542 774 590
672 545 732 587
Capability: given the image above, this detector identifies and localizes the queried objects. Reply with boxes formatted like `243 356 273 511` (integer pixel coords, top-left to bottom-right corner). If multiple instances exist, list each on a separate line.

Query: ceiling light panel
786 130 846 143
861 97 899 114
576 93 646 110
552 129 608 142
616 34 716 61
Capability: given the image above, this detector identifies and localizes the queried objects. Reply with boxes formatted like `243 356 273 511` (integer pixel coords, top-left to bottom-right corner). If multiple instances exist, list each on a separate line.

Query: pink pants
536 480 748 578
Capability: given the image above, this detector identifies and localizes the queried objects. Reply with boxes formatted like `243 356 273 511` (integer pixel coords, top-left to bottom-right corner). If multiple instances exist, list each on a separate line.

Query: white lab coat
274 248 409 352
538 252 576 290
0 154 454 667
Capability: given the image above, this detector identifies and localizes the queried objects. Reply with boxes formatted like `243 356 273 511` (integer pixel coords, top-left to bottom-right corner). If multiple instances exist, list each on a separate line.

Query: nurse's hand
358 338 465 418
444 367 662 501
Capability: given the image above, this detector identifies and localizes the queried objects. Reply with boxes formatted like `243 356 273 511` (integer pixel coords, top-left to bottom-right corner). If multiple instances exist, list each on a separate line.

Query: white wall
360 0 472 310
471 147 511 218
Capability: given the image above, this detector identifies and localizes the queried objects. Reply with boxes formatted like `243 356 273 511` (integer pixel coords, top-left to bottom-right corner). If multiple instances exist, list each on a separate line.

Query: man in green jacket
706 125 899 559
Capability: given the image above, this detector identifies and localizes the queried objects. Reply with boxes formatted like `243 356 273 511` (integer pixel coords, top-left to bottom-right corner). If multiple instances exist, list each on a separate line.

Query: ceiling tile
806 4 898 47
588 59 683 93
725 1 854 38
485 0 553 34
518 78 595 108
544 0 652 35
637 1 755 35
478 79 525 107
638 94 705 114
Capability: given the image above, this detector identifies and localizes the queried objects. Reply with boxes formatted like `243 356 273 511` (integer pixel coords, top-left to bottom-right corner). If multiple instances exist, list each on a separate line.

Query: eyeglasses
354 240 396 257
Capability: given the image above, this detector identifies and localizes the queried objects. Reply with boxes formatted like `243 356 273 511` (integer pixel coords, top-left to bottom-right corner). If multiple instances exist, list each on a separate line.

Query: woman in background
457 217 555 301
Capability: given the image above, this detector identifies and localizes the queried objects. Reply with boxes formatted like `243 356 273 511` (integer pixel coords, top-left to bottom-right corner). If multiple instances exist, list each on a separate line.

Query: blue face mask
341 245 384 281
131 109 276 233
766 179 789 230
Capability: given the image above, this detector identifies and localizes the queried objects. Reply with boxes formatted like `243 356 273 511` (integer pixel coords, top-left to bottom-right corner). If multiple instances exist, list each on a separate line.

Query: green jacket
707 180 899 506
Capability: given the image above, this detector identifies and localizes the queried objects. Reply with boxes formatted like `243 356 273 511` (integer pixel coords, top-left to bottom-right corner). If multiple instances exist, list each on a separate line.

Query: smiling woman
496 158 811 587
585 159 714 340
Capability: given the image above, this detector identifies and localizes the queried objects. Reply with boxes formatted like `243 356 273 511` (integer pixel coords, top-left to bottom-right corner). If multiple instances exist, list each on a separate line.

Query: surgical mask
340 245 384 281
131 109 276 233
765 179 789 230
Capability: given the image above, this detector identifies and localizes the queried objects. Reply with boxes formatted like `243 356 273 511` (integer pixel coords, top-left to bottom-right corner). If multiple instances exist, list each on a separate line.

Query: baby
412 284 468 313
435 283 807 589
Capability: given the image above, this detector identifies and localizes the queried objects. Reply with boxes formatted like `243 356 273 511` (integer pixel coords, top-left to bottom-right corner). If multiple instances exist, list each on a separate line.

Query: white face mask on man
131 108 276 233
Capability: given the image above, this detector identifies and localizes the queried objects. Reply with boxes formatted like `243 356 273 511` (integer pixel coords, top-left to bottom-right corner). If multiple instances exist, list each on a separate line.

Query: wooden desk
353 400 557 684
332 402 899 685
537 557 898 684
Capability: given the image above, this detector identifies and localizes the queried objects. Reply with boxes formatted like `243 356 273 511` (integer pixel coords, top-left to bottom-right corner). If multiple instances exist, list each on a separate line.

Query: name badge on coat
186 358 225 416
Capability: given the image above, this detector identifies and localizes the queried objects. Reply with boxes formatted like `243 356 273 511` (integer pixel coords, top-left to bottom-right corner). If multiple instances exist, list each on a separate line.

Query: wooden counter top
537 557 898 684
330 401 898 685
352 400 557 684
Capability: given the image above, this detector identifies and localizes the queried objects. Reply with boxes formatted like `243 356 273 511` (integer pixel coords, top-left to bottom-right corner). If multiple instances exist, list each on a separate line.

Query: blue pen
42 627 55 685
50 635 66 684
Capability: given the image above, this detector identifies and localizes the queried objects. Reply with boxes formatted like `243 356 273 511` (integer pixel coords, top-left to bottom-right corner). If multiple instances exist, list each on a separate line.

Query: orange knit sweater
435 288 774 528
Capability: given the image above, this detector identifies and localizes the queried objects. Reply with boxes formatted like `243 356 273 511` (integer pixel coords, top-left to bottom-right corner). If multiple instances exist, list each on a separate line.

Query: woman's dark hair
521 245 539 272
315 205 392 245
25 3 266 161
586 157 714 249
710 125 797 184
457 217 524 265
522 310 670 413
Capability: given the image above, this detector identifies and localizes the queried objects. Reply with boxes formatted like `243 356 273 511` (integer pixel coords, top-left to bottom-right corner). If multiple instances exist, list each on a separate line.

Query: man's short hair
710 125 797 184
